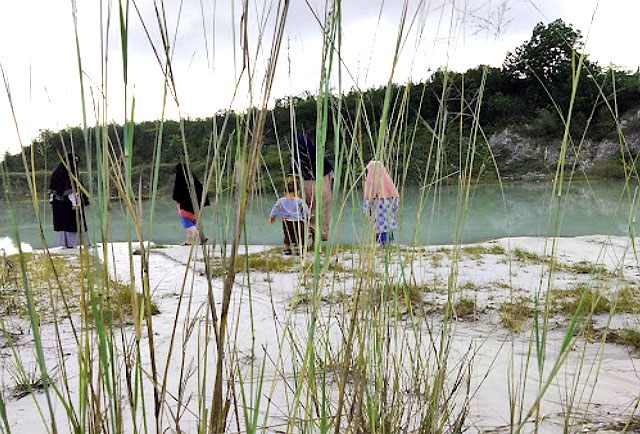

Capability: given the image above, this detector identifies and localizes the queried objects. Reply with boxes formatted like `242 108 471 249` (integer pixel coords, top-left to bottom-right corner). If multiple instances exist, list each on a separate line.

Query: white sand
0 236 32 256
1 235 639 433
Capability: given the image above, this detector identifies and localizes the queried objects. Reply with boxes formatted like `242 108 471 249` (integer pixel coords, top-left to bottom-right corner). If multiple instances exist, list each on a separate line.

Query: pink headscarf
364 161 399 199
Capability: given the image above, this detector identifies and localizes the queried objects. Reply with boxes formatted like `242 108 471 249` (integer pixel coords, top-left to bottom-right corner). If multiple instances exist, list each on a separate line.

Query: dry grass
509 248 613 277
0 252 158 323
462 244 505 260
454 296 477 319
550 285 640 317
288 289 347 310
597 328 640 353
499 296 533 333
206 250 296 276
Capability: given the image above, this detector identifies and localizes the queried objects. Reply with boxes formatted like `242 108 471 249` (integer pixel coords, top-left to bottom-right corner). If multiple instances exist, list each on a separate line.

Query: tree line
3 19 639 192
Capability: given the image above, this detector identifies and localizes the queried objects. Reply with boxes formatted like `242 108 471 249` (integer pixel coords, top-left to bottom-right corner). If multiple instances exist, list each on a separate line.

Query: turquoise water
1 180 638 248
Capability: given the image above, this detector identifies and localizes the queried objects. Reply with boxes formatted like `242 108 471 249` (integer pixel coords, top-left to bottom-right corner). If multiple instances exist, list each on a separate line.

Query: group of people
49 136 400 252
269 135 400 254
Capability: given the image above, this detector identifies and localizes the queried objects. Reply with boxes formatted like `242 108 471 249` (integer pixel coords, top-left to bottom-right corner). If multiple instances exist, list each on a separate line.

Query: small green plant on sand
592 327 640 353
369 281 427 311
7 363 49 400
289 289 347 310
559 260 609 275
549 284 640 317
459 281 477 290
454 296 477 319
499 296 533 333
462 244 505 260
550 285 610 316
512 248 544 263
98 280 160 325
207 250 296 276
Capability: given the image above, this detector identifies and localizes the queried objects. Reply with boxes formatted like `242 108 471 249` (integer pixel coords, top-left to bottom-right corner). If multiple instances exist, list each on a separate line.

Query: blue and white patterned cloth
363 197 399 234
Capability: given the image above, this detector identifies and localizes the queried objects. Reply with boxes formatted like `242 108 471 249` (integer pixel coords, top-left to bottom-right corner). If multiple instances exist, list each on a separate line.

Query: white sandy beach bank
1 235 639 433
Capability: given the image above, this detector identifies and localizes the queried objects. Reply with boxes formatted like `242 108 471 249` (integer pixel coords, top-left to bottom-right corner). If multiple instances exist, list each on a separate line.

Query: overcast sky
1 0 638 157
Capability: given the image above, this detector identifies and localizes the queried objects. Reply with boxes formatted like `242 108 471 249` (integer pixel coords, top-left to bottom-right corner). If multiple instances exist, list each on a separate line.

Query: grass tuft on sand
499 296 533 333
0 252 158 324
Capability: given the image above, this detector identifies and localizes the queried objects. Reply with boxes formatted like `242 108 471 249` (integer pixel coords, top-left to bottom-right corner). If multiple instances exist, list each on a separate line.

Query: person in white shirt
270 178 310 255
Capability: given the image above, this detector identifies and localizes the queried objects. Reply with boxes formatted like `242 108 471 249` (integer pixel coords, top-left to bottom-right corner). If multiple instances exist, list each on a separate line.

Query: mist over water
1 180 637 249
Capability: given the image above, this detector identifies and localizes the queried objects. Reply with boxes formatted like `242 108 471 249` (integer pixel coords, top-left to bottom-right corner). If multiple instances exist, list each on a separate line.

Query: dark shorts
283 220 305 246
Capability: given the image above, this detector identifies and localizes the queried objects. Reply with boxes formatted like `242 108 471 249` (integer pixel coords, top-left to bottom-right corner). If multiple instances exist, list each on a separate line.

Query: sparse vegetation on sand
499 296 533 333
0 252 158 323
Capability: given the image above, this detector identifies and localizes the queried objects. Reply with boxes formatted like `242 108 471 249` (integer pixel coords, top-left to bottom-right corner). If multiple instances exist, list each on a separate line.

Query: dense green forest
3 19 640 195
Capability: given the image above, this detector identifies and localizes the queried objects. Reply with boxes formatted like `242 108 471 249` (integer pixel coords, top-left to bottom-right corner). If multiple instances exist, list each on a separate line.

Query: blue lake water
1 179 638 249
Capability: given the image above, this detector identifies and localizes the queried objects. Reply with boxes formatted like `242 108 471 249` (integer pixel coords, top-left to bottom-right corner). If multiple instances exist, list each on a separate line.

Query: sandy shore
1 235 639 432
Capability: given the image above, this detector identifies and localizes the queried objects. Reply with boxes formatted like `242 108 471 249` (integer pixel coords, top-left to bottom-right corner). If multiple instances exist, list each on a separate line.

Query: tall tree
503 18 585 84
502 18 602 128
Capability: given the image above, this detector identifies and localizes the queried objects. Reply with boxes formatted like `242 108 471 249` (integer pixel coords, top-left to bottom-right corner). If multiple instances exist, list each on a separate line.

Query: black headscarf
49 153 79 200
172 163 210 213
290 134 333 180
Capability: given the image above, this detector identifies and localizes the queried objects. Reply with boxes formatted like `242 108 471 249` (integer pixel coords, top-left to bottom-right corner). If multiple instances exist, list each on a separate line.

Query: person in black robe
290 134 333 242
172 163 210 245
48 153 89 248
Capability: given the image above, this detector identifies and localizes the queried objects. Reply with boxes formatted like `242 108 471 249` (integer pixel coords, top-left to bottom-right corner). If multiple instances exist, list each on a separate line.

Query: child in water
363 161 400 244
270 178 310 255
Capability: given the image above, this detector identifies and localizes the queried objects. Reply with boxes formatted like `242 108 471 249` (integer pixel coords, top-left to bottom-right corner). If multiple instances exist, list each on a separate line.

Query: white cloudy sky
0 0 638 156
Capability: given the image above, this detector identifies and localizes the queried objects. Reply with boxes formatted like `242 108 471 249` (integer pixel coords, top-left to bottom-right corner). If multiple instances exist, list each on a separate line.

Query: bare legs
186 226 197 245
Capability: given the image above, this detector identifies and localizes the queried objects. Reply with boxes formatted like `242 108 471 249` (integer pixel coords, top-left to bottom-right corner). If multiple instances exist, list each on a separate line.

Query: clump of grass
592 328 640 353
209 249 350 277
207 251 296 276
551 285 610 316
512 248 544 262
325 258 350 273
462 244 505 260
322 243 357 255
490 280 514 290
613 287 640 312
245 254 295 273
560 260 608 275
132 242 167 255
369 281 428 311
499 296 533 333
96 279 160 325
459 281 477 290
0 286 22 316
0 252 156 324
289 289 347 310
509 250 612 278
429 252 443 268
548 259 612 277
550 285 640 318
454 296 477 319
434 246 451 255
1 252 81 318
600 416 640 432
8 365 47 400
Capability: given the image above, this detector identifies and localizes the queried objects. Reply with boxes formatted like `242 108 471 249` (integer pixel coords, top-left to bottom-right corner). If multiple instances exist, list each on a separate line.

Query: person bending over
270 178 310 255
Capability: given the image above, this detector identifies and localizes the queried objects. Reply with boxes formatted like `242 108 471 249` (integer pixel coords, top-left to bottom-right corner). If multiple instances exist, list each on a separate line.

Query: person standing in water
363 160 400 244
172 162 210 245
48 152 89 248
290 134 333 243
